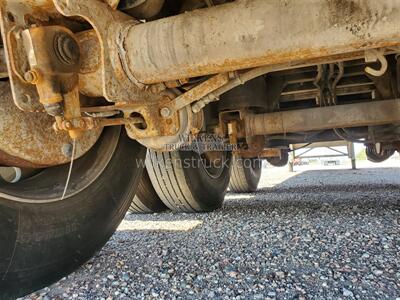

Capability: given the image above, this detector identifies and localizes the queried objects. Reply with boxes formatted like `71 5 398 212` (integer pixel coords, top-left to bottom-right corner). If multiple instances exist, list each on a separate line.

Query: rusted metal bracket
22 26 80 109
52 0 164 103
75 98 182 140
53 116 143 132
0 0 185 144
159 73 230 118
21 25 86 138
0 1 61 111
49 0 190 143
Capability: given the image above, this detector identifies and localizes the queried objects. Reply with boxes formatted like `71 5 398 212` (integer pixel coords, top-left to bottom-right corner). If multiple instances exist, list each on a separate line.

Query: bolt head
24 70 39 84
64 121 72 130
77 119 86 128
160 107 171 118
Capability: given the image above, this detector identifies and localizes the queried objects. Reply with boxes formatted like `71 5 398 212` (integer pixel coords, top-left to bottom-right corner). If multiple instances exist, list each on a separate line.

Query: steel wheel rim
0 127 120 204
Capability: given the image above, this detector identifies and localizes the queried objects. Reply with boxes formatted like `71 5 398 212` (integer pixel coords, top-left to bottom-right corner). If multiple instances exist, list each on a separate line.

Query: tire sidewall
179 150 232 212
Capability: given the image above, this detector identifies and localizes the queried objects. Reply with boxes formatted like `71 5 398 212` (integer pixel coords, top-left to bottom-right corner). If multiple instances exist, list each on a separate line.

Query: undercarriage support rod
121 0 400 84
245 100 400 136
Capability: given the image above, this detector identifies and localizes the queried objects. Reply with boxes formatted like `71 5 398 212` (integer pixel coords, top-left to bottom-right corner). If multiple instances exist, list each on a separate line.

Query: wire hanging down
61 139 76 201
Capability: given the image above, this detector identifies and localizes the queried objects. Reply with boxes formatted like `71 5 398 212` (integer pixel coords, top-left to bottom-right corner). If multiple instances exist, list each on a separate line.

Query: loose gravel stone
23 167 400 299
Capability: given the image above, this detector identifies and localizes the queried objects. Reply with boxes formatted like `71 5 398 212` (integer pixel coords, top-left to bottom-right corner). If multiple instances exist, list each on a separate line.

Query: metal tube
123 0 400 84
245 100 400 136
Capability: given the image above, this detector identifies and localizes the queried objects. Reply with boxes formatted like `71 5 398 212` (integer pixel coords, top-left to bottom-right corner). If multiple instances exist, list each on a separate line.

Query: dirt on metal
0 82 101 167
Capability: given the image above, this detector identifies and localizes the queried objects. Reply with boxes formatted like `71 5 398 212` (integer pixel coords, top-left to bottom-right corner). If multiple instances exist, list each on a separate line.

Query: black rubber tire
0 128 145 299
266 150 289 167
146 150 231 213
366 145 395 163
129 166 167 213
229 156 262 193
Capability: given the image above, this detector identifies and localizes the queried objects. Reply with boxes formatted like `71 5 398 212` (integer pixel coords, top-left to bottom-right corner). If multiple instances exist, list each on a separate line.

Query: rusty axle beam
245 100 400 136
121 0 400 84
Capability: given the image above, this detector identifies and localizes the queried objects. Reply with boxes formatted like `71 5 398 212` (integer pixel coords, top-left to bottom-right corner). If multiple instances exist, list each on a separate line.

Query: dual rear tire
128 166 167 213
145 150 232 213
229 156 262 193
129 152 262 215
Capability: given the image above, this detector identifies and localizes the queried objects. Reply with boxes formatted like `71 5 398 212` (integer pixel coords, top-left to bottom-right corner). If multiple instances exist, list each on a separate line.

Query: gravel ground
24 167 400 300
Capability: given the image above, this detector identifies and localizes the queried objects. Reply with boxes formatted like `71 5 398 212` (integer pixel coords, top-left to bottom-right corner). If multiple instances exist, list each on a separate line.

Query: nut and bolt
64 121 72 130
77 119 86 128
21 94 31 105
160 107 172 118
24 70 40 84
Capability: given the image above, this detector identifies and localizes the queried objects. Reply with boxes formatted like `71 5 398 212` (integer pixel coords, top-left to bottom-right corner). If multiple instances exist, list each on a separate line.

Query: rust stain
0 82 101 167
171 73 229 111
